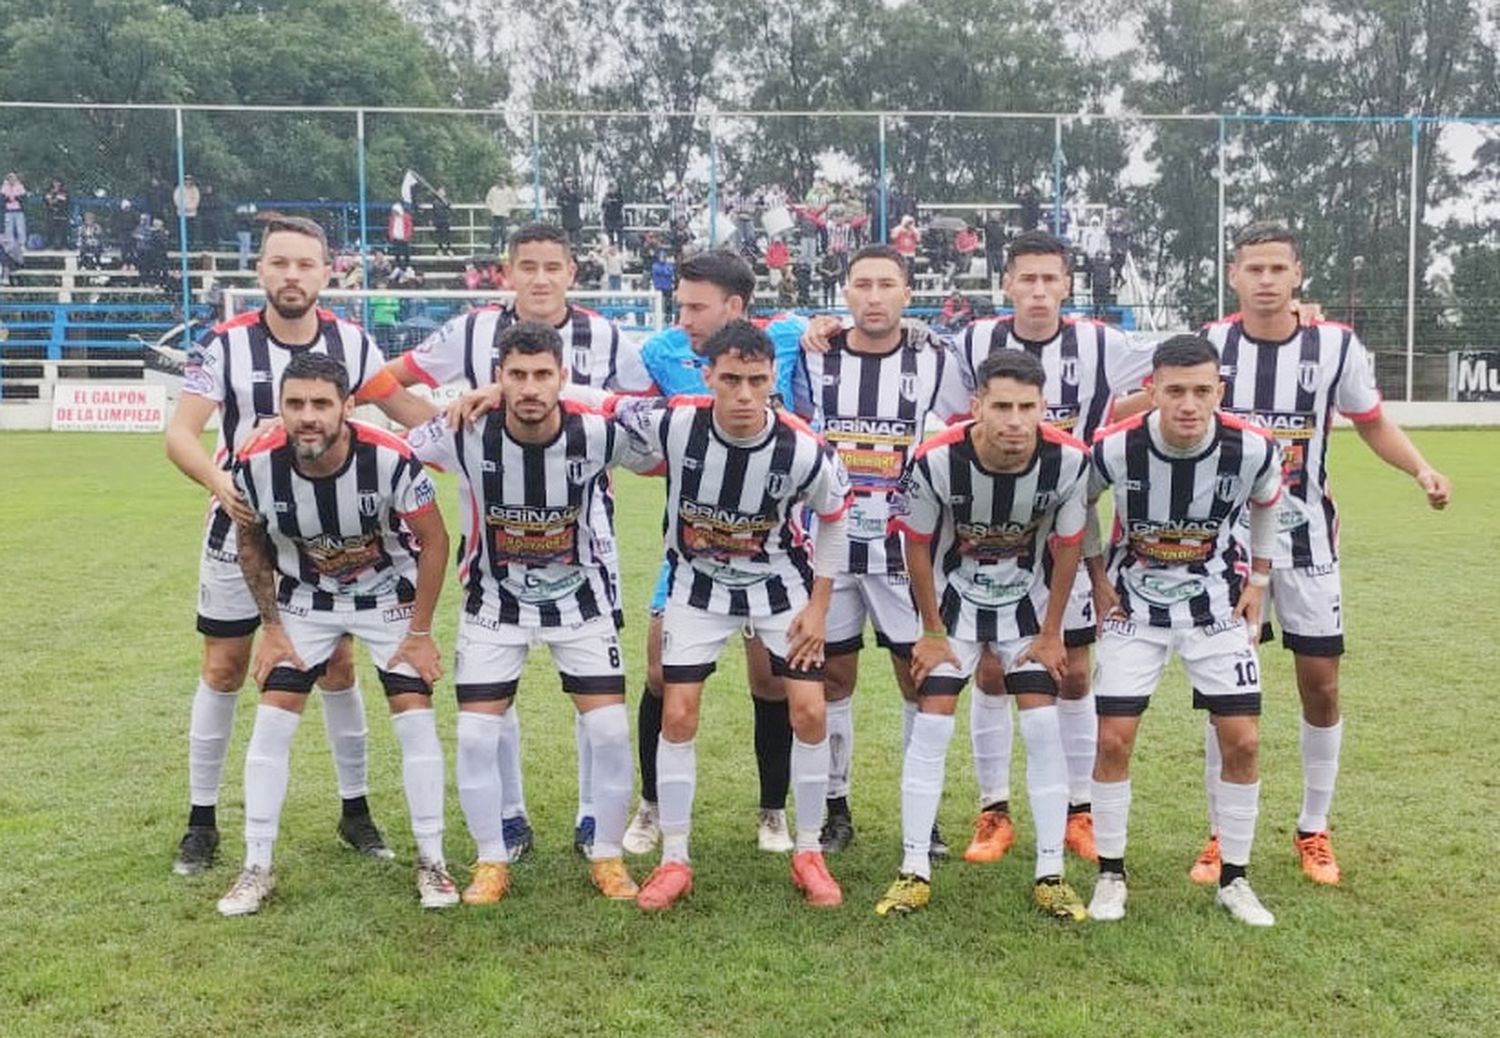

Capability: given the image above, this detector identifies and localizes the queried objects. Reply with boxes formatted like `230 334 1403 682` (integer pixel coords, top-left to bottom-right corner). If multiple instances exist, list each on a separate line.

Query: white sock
1055 694 1097 807
455 712 506 863
243 704 301 870
1298 719 1342 834
791 737 830 852
582 705 632 860
496 707 527 819
900 712 954 881
392 709 445 865
1091 778 1131 862
1020 706 1068 880
970 691 1013 807
657 737 697 864
1204 717 1223 836
1218 779 1261 868
188 680 239 808
318 683 369 799
901 700 918 751
575 710 595 825
825 697 854 800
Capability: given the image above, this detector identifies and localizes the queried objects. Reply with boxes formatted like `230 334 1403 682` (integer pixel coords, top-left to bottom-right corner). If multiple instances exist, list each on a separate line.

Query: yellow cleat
589 857 640 900
874 873 931 917
1033 877 1087 922
461 860 511 906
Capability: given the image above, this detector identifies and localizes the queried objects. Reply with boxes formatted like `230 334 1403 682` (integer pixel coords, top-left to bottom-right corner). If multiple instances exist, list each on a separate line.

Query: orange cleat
1064 811 1098 862
1293 830 1341 885
790 850 843 907
963 809 1015 864
635 861 693 911
589 858 640 900
1188 835 1221 885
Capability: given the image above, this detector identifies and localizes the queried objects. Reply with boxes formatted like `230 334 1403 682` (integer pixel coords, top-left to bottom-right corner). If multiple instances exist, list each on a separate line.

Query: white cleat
1215 877 1275 927
217 865 275 917
1088 873 1128 922
623 800 661 856
757 808 794 854
415 859 460 909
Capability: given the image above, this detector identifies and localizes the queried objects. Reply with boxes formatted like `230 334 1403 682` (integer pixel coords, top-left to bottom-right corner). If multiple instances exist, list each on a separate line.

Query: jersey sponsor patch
488 504 580 565
300 532 381 583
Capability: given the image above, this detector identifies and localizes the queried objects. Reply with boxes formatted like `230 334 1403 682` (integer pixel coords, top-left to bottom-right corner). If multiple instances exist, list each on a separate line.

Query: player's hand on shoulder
213 468 258 526
1291 300 1324 326
1416 467 1451 510
447 384 503 430
800 315 843 354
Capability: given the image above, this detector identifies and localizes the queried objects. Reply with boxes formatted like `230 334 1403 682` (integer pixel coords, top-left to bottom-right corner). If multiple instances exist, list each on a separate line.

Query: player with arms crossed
1085 334 1283 927
218 352 455 916
164 215 433 876
404 321 639 905
878 350 1090 920
611 320 852 911
1193 222 1451 886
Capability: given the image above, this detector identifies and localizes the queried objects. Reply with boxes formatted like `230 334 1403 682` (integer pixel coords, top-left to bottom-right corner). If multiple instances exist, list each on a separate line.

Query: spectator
42 179 69 250
818 249 842 308
938 290 973 331
826 207 859 278
666 180 691 228
982 209 1007 281
145 176 171 222
1018 184 1041 231
597 242 624 291
430 186 454 256
890 214 919 279
765 236 790 275
774 266 797 309
484 177 517 253
602 181 626 246
1078 214 1108 262
0 229 20 286
650 251 675 320
462 261 482 291
2 172 27 246
368 279 401 352
197 182 221 251
1107 208 1134 287
954 223 980 276
173 175 200 245
557 176 583 245
138 216 170 289
77 210 103 269
113 199 138 271
234 202 258 270
1091 252 1113 315
386 202 413 267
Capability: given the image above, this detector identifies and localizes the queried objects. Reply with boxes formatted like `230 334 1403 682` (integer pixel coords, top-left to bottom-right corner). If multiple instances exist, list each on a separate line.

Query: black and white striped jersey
940 316 1151 442
613 396 852 617
401 303 651 393
796 327 962 576
233 421 436 611
1090 411 1283 629
895 422 1090 642
405 403 626 628
1201 317 1383 568
184 308 384 468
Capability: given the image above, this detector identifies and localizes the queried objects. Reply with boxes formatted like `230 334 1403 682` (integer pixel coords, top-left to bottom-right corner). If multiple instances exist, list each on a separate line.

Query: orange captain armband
355 367 402 403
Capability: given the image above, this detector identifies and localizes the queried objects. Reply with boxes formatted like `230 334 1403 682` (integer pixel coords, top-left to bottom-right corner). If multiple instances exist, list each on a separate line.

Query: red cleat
790 850 843 908
635 861 693 911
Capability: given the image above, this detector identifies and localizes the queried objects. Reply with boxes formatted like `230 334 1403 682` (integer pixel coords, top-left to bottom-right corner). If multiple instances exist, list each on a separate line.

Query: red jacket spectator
891 217 919 258
387 204 413 242
955 226 980 255
766 239 790 270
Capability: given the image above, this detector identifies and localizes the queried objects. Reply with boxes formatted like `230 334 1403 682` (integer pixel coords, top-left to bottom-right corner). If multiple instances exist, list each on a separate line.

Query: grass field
1 428 1497 1037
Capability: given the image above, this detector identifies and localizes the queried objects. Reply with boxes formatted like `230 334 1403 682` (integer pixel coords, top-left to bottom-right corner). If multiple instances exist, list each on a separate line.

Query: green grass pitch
0 428 1496 1036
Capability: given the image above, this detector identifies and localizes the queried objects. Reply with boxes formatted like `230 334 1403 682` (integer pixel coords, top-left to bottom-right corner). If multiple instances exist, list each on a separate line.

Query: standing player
1194 223 1451 886
218 352 455 916
164 215 433 876
877 351 1090 920
382 221 648 858
611 321 852 911
404 322 639 904
792 244 964 853
1086 335 1283 927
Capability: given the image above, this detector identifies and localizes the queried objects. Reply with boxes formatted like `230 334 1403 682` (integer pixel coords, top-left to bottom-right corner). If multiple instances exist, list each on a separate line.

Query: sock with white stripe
188 680 239 820
242 704 301 870
1204 717 1222 836
575 710 595 825
657 737 697 865
1298 719 1342 834
392 709 446 866
900 713 955 881
318 683 369 800
901 700 918 752
1218 780 1261 873
581 704 632 860
1091 778 1132 863
791 736 830 853
455 711 506 863
971 691 1013 808
825 697 854 801
1019 705 1068 880
496 707 527 820
1055 694 1098 807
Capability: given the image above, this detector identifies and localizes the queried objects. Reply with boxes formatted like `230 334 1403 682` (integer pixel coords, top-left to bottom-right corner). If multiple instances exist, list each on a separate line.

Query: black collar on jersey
1234 318 1302 349
257 307 324 350
710 407 777 450
1008 321 1063 351
489 404 566 450
830 325 911 359
963 423 1043 479
1145 412 1223 464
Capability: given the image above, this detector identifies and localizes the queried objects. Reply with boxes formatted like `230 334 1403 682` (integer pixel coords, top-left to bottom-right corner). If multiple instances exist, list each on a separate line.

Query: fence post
708 112 719 248
1052 117 1063 235
1405 117 1419 403
878 114 888 243
531 113 543 221
1217 115 1227 319
356 109 370 330
174 107 192 349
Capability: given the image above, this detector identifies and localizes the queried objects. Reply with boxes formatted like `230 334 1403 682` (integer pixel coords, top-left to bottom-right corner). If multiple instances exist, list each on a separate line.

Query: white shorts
267 601 427 696
659 602 821 683
825 573 919 658
453 613 625 702
924 636 1055 697
1264 563 1344 657
1062 569 1099 648
1093 618 1262 717
196 511 259 637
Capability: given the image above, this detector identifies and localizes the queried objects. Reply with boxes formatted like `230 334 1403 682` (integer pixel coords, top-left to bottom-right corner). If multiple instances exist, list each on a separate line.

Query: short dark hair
508 222 573 258
1005 230 1071 273
496 320 564 368
702 319 775 366
678 251 757 307
260 215 330 262
1151 333 1220 372
1233 221 1300 260
847 244 909 284
280 350 350 399
975 349 1046 392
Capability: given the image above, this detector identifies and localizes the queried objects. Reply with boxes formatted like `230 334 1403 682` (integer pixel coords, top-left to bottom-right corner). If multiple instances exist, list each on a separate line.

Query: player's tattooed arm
235 519 281 628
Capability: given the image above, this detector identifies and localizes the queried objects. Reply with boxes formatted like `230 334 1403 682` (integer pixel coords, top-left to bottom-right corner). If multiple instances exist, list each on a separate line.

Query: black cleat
173 825 220 876
338 813 396 860
820 804 855 854
929 823 950 861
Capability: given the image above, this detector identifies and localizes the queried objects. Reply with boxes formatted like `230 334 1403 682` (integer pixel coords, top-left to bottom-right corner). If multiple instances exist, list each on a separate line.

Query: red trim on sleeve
1252 487 1283 508
1050 528 1086 547
397 501 438 522
210 310 260 335
1218 411 1277 441
561 398 606 417
774 409 820 438
1039 424 1090 453
399 351 439 389
815 494 852 523
1340 400 1383 424
891 519 933 544
237 424 288 460
913 421 970 461
666 394 714 410
352 421 414 457
1090 410 1147 445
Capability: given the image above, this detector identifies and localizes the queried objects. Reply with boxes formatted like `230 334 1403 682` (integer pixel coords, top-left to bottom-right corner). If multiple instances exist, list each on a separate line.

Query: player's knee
1094 721 1135 767
1297 670 1340 722
1216 721 1259 775
662 700 699 742
322 642 356 689
201 645 250 692
1058 664 1090 700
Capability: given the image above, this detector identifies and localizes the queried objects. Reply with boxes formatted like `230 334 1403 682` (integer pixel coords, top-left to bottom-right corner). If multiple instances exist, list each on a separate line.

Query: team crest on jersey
898 372 919 402
481 460 497 473
572 347 591 375
1059 358 1079 385
1034 491 1055 511
1219 365 1236 381
251 368 272 384
1215 474 1242 501
566 458 589 484
765 472 789 497
358 491 381 516
1298 361 1320 393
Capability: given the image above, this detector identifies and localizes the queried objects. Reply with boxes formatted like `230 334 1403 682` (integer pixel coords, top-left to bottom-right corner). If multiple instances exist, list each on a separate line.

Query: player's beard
268 286 316 321
509 399 558 430
292 424 340 463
